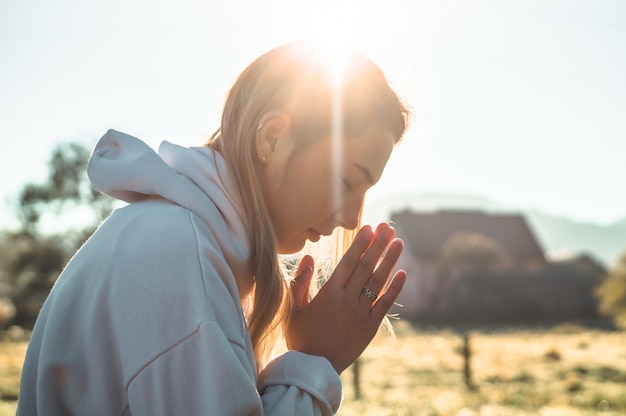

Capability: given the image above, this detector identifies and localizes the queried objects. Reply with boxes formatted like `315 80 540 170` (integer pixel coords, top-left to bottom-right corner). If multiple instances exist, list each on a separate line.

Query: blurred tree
440 231 513 272
432 232 513 318
2 232 67 326
3 140 114 327
595 251 626 328
17 141 113 235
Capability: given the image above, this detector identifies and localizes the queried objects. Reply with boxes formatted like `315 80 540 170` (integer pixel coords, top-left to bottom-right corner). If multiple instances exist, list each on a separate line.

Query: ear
255 110 292 164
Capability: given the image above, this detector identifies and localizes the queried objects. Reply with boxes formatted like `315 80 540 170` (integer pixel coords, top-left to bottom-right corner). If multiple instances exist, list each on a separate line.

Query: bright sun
290 0 383 56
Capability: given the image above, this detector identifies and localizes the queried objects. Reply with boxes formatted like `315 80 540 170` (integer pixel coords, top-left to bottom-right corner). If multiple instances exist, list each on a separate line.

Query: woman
18 41 410 415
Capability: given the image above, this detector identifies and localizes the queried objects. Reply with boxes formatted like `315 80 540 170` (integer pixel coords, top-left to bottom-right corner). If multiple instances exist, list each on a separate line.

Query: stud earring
261 155 269 164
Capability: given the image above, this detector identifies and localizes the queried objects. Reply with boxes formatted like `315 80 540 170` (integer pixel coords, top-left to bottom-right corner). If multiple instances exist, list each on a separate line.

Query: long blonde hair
206 41 410 368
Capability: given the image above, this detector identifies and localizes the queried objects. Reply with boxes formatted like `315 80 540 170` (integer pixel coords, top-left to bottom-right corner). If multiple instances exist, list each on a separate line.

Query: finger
291 255 314 310
370 270 406 321
331 225 374 288
362 238 404 300
350 223 396 291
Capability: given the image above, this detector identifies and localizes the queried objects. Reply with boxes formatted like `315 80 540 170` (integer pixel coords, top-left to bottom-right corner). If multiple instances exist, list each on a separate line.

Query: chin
277 239 307 255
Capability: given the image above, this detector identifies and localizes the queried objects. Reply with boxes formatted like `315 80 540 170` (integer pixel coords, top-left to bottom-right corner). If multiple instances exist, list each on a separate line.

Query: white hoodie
17 130 342 415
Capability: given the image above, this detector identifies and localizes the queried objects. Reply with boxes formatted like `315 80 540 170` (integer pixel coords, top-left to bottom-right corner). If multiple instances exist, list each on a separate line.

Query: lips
308 229 322 242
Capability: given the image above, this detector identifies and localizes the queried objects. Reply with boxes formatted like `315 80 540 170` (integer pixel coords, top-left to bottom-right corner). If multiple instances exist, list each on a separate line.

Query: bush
596 251 626 327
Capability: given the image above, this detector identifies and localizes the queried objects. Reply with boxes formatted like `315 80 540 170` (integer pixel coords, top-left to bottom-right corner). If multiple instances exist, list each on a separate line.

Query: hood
87 129 251 280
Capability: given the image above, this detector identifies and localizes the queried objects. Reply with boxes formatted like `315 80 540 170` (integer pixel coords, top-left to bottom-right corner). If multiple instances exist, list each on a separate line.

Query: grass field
0 330 25 416
2 322 625 415
339 321 626 415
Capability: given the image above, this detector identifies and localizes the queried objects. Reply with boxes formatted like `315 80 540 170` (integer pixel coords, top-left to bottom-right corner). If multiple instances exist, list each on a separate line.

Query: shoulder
95 198 208 253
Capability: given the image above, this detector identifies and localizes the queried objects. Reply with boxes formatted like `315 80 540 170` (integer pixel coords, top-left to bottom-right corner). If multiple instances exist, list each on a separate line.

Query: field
0 328 26 416
340 321 626 415
2 322 625 415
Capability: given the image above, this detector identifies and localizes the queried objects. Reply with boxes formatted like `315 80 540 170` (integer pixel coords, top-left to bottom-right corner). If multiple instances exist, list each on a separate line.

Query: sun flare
300 39 349 220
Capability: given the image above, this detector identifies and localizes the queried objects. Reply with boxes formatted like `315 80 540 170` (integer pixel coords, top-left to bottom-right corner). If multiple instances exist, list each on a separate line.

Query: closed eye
342 178 353 191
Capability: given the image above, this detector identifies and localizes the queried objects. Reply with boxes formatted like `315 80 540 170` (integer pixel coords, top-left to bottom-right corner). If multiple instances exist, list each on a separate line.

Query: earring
261 155 269 164
257 123 264 131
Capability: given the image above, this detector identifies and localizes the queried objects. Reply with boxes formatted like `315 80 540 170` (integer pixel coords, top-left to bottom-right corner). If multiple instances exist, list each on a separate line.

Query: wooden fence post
352 357 361 400
462 332 475 390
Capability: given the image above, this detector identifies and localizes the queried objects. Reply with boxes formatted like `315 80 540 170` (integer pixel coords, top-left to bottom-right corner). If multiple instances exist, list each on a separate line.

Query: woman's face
260 125 395 254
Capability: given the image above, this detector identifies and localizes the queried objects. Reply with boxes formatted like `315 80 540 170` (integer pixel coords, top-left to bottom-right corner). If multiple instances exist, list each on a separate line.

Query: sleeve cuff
259 351 343 411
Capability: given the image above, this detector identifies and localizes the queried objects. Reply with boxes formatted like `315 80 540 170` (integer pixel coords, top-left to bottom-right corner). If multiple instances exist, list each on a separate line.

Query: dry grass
0 332 27 416
2 322 626 415
339 321 626 415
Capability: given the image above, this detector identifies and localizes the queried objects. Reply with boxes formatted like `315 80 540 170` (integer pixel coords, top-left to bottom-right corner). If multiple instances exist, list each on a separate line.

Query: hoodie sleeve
260 351 343 415
126 324 342 416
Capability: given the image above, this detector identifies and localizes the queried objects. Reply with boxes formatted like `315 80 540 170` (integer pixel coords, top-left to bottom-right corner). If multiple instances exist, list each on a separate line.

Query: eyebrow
353 163 374 185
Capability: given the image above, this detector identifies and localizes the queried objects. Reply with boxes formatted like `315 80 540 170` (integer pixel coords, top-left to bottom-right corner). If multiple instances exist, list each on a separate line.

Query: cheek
313 181 339 212
296 171 335 206
295 187 335 221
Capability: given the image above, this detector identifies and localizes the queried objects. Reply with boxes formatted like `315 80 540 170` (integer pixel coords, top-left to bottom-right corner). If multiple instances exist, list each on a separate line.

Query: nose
335 196 363 230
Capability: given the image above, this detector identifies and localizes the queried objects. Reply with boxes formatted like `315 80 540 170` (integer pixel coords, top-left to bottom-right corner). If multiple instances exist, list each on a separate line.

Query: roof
390 209 545 263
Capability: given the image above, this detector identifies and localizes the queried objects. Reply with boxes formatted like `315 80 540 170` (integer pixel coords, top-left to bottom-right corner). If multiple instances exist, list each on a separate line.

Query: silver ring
362 287 378 302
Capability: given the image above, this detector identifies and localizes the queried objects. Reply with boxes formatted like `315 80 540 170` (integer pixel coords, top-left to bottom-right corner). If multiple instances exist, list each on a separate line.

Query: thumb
291 255 314 310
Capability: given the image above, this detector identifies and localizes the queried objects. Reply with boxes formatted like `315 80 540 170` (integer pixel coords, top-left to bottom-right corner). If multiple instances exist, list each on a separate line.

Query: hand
286 223 407 374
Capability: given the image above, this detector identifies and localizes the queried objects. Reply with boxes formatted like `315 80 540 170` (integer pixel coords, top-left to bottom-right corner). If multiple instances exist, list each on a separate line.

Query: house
390 209 546 319
390 209 606 323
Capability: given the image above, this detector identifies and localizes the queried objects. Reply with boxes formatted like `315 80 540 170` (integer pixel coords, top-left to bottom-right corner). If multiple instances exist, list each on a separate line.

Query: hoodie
17 129 342 415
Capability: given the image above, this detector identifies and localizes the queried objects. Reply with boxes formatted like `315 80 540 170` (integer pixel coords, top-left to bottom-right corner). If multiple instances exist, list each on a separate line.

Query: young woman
18 41 410 415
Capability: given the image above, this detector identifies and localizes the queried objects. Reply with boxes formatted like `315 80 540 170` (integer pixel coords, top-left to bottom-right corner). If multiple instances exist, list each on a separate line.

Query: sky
1 0 625 231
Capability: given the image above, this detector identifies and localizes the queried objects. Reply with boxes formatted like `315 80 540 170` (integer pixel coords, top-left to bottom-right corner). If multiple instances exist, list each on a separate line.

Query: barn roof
390 209 545 263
